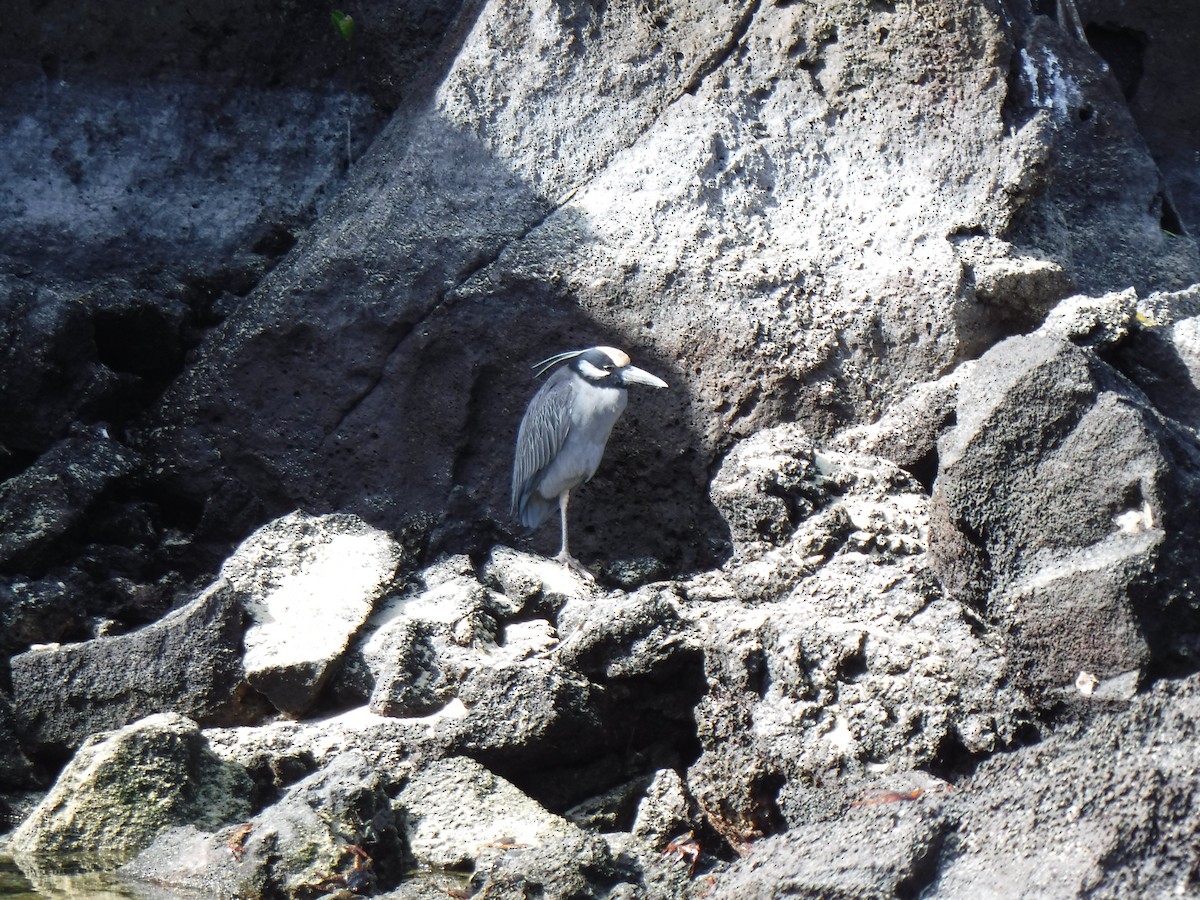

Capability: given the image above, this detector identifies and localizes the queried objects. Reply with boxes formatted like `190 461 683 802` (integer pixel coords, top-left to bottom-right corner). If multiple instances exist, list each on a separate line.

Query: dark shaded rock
0 432 138 573
929 333 1200 696
9 713 251 862
998 14 1198 298
454 659 605 766
1107 287 1200 434
11 583 249 753
0 573 88 658
0 690 35 790
121 750 404 897
710 800 950 899
1078 0 1200 236
0 282 123 459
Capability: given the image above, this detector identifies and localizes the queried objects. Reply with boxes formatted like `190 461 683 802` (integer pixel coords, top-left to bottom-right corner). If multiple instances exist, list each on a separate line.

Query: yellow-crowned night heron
512 346 668 578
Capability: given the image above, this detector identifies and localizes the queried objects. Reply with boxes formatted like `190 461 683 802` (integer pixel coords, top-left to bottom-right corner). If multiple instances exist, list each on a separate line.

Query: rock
228 511 404 716
0 282 123 459
711 800 950 899
688 425 1031 843
9 713 251 862
0 690 35 790
1109 288 1200 434
1037 289 1138 348
553 587 691 680
396 755 632 898
368 619 458 718
832 366 973 489
452 659 605 767
0 573 88 658
467 826 626 900
396 755 579 870
0 431 138 572
929 333 1200 695
202 708 443 794
1077 0 1200 235
631 769 694 847
709 425 930 595
11 583 248 752
333 554 509 714
1000 14 1199 296
932 674 1200 897
480 545 598 617
121 750 403 897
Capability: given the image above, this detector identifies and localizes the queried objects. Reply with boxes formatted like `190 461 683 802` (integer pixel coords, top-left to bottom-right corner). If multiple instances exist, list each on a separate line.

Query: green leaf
331 9 356 42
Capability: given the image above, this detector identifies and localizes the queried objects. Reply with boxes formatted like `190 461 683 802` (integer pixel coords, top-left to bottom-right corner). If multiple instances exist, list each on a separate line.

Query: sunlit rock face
5 1 1200 897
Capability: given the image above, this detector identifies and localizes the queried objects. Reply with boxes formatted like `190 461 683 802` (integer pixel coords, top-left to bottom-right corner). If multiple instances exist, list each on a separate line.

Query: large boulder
932 674 1200 897
11 582 248 753
9 713 252 862
711 797 950 899
929 332 1200 696
396 755 636 898
133 0 1198 576
121 750 404 897
229 511 405 716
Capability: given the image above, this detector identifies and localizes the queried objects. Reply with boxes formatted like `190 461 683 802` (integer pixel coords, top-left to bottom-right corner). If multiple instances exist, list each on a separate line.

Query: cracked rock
930 333 1200 696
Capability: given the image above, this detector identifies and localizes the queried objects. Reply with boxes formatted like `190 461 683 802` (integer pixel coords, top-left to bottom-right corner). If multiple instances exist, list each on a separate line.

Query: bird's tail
515 491 557 531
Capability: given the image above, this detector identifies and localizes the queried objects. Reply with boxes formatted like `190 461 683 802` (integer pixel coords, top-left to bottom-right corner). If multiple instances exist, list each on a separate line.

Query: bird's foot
554 549 596 582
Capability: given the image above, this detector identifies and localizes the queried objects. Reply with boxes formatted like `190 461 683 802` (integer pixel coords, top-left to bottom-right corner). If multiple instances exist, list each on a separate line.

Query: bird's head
537 346 668 389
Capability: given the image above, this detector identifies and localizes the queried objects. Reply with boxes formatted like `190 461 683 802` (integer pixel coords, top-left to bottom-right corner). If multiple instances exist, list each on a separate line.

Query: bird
512 345 668 579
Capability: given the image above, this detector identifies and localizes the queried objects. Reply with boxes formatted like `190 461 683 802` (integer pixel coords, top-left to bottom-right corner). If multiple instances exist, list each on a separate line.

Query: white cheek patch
578 359 609 380
596 346 631 368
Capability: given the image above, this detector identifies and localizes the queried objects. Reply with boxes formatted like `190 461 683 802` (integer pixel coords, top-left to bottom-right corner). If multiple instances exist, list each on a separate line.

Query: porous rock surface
930 327 1200 697
4 0 1200 898
9 713 251 860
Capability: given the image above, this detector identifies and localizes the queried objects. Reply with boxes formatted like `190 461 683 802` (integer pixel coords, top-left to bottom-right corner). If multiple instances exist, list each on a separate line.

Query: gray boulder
397 756 633 898
11 583 248 752
452 658 605 767
929 332 1200 695
396 755 581 870
121 750 402 897
931 674 1200 898
711 798 950 899
9 713 251 862
229 511 405 716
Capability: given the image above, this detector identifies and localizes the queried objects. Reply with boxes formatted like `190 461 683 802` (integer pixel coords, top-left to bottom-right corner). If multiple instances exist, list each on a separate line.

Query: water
0 853 178 899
